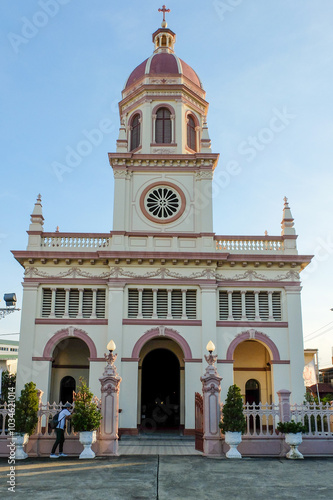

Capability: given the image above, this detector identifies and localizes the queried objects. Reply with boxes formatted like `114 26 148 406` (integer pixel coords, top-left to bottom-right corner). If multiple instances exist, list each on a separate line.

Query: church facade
14 19 312 434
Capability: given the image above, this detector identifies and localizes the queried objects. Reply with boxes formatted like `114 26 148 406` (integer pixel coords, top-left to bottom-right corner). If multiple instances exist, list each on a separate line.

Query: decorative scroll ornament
103 351 119 377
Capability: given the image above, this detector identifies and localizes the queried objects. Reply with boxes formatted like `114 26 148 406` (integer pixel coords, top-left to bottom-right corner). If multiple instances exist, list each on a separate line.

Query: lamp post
0 294 20 320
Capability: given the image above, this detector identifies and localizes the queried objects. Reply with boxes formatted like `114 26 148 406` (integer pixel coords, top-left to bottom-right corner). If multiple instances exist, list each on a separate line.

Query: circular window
140 182 186 224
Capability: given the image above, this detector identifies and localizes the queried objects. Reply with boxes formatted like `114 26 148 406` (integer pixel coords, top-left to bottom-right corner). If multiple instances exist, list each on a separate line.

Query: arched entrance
233 340 272 404
138 338 184 432
50 337 89 403
59 376 76 404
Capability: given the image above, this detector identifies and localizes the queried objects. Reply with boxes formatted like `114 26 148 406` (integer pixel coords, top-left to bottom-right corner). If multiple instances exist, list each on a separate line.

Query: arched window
130 114 141 151
187 115 196 151
60 376 76 404
155 107 172 144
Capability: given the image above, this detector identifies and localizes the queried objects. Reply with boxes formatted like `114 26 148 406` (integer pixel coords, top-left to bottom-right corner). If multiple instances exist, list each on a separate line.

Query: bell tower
109 8 219 235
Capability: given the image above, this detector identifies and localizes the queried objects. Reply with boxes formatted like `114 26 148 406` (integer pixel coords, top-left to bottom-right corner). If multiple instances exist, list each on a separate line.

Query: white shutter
219 291 228 320
142 289 153 318
96 289 106 318
128 289 139 318
186 290 197 319
69 289 79 318
42 288 52 317
245 292 255 320
272 292 282 320
171 290 182 319
232 292 242 320
259 292 269 320
157 289 168 318
82 289 93 318
55 289 65 318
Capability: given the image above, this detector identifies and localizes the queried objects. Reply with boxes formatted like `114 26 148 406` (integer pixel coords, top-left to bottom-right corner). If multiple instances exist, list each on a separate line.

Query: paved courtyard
0 456 332 500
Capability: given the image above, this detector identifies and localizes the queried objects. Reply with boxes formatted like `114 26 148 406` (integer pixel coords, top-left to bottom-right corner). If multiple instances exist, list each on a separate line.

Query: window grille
186 290 197 319
245 292 255 320
219 291 228 320
41 287 106 319
127 288 197 320
82 289 93 318
142 289 153 318
157 289 168 318
232 291 242 320
128 289 139 318
130 114 140 151
55 289 65 318
171 290 182 319
69 289 79 318
96 289 106 318
272 292 282 320
259 292 269 320
187 115 196 151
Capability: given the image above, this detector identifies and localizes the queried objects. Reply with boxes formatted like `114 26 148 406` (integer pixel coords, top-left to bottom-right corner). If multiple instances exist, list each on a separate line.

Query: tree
71 378 102 432
0 370 16 404
15 382 39 435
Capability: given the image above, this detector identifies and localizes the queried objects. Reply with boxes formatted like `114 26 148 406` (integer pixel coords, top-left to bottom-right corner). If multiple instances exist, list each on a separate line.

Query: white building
0 339 19 374
13 19 312 434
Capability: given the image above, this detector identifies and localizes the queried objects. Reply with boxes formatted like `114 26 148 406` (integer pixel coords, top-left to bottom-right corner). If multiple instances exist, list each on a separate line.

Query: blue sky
1 1 333 367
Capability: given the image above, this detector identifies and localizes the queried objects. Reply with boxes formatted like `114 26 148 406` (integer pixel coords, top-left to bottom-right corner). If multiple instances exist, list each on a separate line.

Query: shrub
277 420 307 434
71 379 102 432
219 384 246 434
15 382 39 435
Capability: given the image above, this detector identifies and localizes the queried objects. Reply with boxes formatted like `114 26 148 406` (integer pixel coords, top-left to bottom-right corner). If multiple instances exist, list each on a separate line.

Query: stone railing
42 233 111 251
215 236 285 253
291 402 333 436
243 402 280 436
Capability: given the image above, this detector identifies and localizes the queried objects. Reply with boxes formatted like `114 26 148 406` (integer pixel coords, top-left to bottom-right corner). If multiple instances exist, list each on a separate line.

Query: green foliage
219 384 246 434
71 378 102 432
0 371 16 404
277 420 307 434
15 382 39 436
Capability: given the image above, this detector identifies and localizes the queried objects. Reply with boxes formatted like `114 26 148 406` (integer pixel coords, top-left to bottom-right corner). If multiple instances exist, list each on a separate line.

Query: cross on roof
158 5 170 23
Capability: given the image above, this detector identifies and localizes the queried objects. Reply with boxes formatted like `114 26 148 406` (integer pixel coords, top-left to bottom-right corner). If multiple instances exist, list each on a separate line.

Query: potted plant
219 384 246 459
277 420 307 459
14 382 39 460
71 379 102 459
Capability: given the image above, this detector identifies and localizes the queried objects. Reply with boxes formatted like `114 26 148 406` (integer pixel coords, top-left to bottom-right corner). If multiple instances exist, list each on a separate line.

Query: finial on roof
281 196 295 236
29 194 44 231
158 4 170 28
56 226 59 233
264 230 268 236
37 194 42 203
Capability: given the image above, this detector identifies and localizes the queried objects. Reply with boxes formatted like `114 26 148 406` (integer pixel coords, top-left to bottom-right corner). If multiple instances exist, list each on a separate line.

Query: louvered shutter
259 292 269 320
232 292 242 320
186 290 196 319
272 292 282 320
69 289 79 318
157 289 168 318
55 289 65 318
128 289 139 318
245 292 255 320
96 289 106 318
42 288 52 317
142 289 153 318
219 291 228 320
171 290 182 319
82 289 93 318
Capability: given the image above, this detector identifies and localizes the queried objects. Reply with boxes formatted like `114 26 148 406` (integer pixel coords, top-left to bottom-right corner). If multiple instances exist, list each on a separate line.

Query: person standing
50 402 72 458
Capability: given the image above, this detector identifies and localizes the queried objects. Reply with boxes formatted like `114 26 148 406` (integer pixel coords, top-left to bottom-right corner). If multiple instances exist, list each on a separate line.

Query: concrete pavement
0 456 332 500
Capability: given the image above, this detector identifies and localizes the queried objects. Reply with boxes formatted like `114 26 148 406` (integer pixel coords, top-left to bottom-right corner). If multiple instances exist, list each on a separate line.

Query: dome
124 25 203 91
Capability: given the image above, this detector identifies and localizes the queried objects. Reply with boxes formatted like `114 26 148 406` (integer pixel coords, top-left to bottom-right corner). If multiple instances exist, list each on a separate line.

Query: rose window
145 186 180 219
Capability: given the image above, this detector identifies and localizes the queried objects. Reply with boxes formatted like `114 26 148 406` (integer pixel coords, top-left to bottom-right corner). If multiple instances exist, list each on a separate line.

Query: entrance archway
245 379 260 405
50 337 89 403
138 338 184 432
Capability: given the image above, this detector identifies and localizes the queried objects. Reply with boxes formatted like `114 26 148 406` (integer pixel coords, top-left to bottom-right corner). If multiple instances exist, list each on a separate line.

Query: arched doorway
50 337 89 403
59 376 76 404
139 339 183 432
245 379 260 405
233 340 272 404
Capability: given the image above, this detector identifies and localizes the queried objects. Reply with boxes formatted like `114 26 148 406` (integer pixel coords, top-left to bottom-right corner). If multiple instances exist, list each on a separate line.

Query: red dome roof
125 52 202 89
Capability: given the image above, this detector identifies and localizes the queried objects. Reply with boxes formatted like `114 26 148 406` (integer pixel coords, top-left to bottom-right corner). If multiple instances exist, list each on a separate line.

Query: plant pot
79 431 97 459
13 433 29 460
285 432 304 459
224 431 242 459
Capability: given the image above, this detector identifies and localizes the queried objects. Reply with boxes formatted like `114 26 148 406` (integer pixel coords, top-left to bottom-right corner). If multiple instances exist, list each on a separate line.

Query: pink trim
139 181 186 225
121 357 140 362
215 235 284 242
89 357 107 362
217 321 288 328
217 360 235 364
43 328 98 359
36 319 107 325
111 231 215 238
271 360 290 364
151 103 176 116
32 356 52 362
131 327 192 359
226 330 280 361
123 319 202 326
184 358 202 363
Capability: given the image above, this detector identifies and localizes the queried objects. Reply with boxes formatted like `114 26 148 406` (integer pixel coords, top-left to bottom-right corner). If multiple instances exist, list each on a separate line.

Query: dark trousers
51 428 65 454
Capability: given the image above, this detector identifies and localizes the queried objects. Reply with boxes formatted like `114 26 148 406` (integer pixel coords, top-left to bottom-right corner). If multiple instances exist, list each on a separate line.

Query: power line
304 326 333 343
303 320 333 340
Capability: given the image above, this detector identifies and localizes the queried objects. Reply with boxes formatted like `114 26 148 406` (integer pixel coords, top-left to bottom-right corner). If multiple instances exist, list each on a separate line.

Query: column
167 289 172 319
227 290 233 321
277 390 291 422
63 289 70 318
152 288 158 319
98 351 122 456
241 291 246 321
181 289 187 320
268 291 274 321
200 285 218 356
50 288 56 318
77 288 84 318
91 288 97 319
138 288 143 318
254 291 260 320
201 352 223 457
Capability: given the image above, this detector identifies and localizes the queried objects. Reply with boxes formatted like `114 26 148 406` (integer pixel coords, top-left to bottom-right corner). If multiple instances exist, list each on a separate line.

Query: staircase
118 432 201 455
